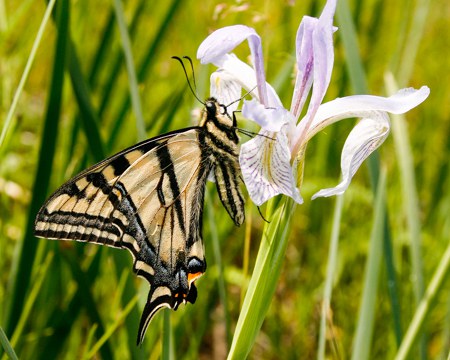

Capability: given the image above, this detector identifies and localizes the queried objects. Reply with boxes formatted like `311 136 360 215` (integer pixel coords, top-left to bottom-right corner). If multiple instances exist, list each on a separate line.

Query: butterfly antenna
236 125 275 140
226 86 257 109
172 56 205 105
183 56 198 90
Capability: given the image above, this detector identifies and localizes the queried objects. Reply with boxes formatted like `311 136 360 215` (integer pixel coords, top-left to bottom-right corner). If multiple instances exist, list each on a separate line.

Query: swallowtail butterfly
34 98 245 345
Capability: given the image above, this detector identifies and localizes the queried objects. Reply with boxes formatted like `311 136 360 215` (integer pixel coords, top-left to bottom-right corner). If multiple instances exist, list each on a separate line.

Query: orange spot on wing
188 272 203 284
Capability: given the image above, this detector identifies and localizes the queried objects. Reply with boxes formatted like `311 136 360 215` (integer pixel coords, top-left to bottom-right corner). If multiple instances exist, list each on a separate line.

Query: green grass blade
60 249 114 359
35 247 104 359
86 11 115 88
335 0 368 94
97 1 146 120
4 0 68 337
85 295 139 359
227 198 295 359
351 170 386 360
395 0 431 86
162 310 174 360
112 0 146 141
394 241 450 360
0 327 18 360
6 251 53 354
67 45 106 160
207 195 231 347
317 194 344 360
0 0 56 150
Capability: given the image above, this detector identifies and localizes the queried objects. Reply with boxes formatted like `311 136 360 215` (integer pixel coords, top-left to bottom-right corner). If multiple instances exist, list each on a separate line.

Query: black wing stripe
156 143 186 236
110 154 131 176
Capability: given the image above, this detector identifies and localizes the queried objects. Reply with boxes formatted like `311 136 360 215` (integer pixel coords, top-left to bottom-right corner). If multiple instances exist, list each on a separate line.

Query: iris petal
312 111 390 199
240 130 303 206
210 70 242 113
197 25 269 105
290 16 317 118
197 25 259 64
210 54 282 107
242 99 292 132
295 86 430 147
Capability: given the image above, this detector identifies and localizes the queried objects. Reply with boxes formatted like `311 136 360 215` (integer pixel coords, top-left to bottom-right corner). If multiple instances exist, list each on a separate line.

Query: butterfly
34 97 245 345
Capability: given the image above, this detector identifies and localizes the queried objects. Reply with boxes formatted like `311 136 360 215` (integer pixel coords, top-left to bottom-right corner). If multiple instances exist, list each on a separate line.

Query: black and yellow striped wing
35 128 212 344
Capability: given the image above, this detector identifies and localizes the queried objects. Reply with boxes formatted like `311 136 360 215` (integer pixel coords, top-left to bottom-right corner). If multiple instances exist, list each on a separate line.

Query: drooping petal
295 86 430 145
312 111 390 199
240 129 303 206
242 99 293 132
197 25 269 105
197 25 259 64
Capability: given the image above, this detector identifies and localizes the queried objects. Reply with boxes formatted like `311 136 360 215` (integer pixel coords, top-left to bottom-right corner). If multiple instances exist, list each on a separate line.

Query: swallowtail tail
34 98 245 345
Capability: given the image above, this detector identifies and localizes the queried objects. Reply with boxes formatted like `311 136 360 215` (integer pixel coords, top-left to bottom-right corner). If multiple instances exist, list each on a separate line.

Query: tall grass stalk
0 327 17 360
351 170 386 359
112 0 146 141
317 194 344 360
395 242 450 360
0 0 56 149
207 195 231 346
84 295 139 359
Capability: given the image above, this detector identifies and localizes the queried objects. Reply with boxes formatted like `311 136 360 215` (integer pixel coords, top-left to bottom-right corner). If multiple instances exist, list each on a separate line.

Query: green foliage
1 0 448 359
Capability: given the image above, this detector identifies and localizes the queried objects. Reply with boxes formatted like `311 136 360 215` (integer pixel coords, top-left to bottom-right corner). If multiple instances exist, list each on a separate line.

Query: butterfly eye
205 101 216 115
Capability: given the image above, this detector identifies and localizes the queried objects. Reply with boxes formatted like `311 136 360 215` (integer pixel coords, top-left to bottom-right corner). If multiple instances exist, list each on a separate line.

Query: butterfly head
202 98 236 128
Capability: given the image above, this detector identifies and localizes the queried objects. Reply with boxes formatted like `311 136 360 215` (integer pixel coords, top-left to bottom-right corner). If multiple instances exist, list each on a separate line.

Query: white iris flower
197 0 430 206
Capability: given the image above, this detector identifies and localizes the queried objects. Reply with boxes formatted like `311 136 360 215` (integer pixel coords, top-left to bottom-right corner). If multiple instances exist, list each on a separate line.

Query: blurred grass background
0 0 448 359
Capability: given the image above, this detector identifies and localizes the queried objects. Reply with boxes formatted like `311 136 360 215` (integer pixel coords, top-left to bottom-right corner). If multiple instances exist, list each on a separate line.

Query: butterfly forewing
35 98 244 345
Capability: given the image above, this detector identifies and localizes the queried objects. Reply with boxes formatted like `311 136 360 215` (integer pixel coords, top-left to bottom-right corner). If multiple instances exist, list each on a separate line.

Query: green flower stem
227 197 295 359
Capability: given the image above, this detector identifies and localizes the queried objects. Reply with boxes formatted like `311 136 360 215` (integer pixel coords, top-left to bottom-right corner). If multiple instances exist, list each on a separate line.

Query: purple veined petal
209 70 242 113
307 0 336 116
294 0 337 152
242 99 293 132
290 16 317 119
312 111 390 199
293 86 430 150
239 129 303 206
